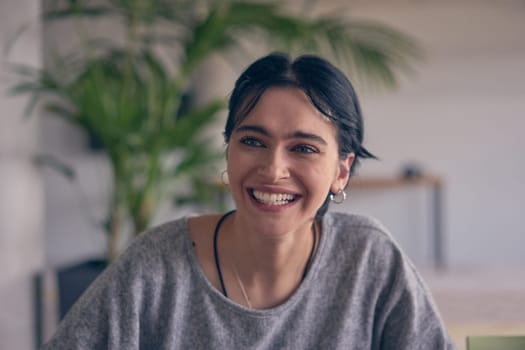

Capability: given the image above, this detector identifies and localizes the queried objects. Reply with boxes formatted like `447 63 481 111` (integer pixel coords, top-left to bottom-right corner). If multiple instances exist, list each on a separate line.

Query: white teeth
252 190 296 205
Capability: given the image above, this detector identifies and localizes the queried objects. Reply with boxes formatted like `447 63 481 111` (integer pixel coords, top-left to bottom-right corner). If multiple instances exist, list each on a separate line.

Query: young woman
44 53 455 349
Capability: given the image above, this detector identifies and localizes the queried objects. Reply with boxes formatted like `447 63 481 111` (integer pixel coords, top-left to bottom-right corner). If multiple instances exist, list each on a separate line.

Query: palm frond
170 99 225 147
33 154 76 181
44 6 115 20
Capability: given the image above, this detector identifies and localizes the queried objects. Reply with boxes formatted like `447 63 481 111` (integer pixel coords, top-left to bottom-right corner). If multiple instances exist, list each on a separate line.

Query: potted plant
8 0 420 319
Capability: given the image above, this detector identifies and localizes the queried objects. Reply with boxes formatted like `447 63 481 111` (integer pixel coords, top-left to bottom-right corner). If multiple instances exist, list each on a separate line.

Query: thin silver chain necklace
213 210 318 307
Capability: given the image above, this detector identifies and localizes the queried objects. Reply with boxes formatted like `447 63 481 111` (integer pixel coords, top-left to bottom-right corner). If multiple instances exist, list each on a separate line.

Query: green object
8 0 421 261
467 336 525 350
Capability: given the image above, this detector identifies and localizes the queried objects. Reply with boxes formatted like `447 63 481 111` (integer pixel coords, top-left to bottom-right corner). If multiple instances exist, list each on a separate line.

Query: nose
256 148 290 181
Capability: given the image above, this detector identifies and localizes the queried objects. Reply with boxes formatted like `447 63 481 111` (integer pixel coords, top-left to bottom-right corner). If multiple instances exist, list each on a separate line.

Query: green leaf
170 99 226 147
44 6 115 20
174 139 223 177
45 103 78 123
33 154 76 181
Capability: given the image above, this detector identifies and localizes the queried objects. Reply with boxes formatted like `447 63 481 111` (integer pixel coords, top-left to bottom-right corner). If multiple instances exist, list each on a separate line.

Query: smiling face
226 86 354 235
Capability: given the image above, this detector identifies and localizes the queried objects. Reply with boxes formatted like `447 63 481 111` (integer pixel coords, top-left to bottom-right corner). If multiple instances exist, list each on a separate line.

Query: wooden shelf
349 175 443 190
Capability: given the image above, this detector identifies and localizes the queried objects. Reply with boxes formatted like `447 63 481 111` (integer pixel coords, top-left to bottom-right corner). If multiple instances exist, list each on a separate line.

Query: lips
250 189 298 206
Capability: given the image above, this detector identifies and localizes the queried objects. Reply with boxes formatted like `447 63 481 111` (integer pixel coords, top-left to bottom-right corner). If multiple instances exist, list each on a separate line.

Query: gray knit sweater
43 212 455 349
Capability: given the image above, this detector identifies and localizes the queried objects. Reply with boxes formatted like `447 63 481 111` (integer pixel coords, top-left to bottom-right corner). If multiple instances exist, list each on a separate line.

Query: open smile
248 189 300 206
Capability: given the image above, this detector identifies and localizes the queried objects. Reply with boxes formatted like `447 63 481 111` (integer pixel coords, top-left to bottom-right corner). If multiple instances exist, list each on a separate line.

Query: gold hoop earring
330 190 346 204
220 170 229 186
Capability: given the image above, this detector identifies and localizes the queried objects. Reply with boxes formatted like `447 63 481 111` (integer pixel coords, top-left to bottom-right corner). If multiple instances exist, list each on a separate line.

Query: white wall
0 1 44 349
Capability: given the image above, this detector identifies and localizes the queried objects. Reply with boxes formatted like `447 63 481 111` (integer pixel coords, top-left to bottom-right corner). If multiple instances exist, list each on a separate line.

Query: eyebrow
234 124 328 145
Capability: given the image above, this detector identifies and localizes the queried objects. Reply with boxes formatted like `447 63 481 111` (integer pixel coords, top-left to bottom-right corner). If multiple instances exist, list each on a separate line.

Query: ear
330 153 355 194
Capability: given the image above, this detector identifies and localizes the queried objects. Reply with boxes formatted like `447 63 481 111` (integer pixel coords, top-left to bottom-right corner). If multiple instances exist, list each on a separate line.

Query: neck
223 213 318 308
234 215 314 270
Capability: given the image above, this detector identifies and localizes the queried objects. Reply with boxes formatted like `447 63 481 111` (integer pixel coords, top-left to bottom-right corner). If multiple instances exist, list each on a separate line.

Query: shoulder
321 211 409 287
105 215 198 281
322 212 433 306
126 216 190 258
319 212 453 346
42 216 199 349
121 213 223 282
68 216 197 312
323 211 398 250
324 211 389 232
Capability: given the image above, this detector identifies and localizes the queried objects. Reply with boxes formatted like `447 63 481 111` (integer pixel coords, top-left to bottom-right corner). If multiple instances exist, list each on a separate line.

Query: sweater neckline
183 212 332 316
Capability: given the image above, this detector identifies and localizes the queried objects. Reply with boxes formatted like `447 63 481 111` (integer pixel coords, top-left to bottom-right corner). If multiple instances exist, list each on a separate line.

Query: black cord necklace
213 210 235 297
213 210 318 298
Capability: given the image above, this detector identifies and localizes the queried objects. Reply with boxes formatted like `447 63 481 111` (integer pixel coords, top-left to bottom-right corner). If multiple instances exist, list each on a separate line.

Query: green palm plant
9 0 421 261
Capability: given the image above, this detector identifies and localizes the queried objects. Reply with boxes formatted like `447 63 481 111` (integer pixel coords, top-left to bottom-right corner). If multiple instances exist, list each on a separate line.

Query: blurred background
1 0 524 349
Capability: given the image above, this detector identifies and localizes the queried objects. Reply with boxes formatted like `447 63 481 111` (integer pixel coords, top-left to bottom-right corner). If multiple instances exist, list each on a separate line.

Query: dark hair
224 52 376 218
